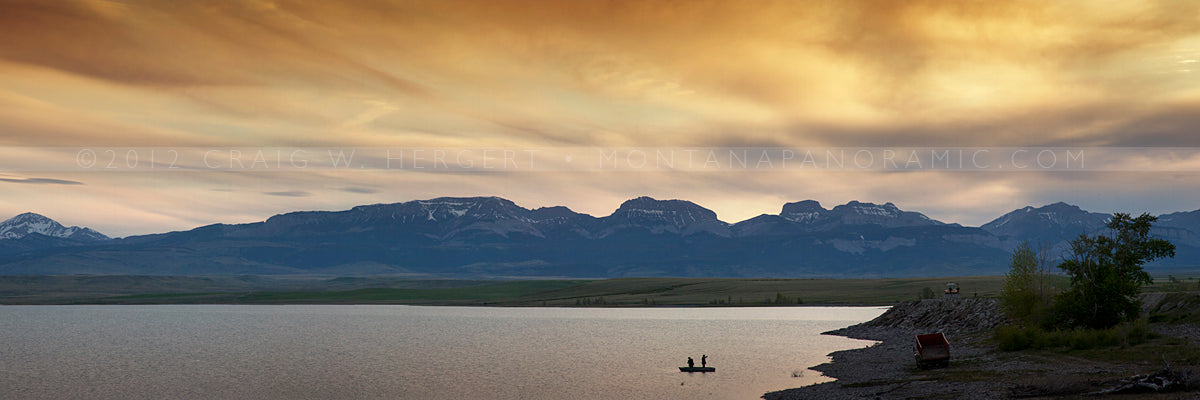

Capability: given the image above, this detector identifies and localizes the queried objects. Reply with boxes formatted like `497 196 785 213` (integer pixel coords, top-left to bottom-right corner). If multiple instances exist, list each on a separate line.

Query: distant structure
944 282 960 297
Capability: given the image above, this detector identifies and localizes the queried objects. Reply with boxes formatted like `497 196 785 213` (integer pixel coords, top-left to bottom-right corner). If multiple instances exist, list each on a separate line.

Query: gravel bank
765 298 1012 400
763 297 1198 400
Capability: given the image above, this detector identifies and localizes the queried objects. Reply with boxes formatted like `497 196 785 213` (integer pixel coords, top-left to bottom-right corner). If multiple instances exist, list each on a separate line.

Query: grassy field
0 275 492 304
0 275 1012 306
491 276 1009 306
11 273 1193 306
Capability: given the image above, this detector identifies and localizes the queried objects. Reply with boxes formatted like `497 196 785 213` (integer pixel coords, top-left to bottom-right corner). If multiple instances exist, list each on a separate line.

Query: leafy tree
919 287 936 300
1054 213 1174 329
1001 242 1051 324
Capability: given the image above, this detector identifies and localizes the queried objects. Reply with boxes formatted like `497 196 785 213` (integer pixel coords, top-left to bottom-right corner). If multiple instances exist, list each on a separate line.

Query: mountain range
1 197 1196 278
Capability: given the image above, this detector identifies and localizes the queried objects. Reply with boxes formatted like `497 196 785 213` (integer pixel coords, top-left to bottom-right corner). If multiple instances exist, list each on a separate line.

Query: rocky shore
764 298 1011 399
764 297 1200 400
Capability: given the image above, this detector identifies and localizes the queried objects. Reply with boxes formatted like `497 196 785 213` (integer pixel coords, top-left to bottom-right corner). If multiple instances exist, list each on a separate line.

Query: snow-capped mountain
739 200 944 234
2 198 1197 278
598 196 730 237
1146 209 1200 249
232 196 734 240
780 200 825 223
980 202 1111 245
1159 209 1200 231
219 196 576 241
0 213 109 242
818 201 945 229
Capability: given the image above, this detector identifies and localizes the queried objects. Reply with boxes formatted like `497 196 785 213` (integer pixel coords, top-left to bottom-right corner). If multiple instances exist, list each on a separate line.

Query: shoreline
764 298 1014 399
764 296 1200 399
765 322 1006 399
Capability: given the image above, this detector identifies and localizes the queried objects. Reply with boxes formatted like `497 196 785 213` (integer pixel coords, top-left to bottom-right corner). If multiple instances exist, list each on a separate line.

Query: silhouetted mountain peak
530 206 581 220
611 196 720 222
981 202 1111 242
817 201 940 229
781 200 826 223
1041 202 1085 213
8 197 1200 278
834 201 903 216
603 196 728 236
1159 208 1200 229
336 197 530 222
528 206 595 230
416 197 527 221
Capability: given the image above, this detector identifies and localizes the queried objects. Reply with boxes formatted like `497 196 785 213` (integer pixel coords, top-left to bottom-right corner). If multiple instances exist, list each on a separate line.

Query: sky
1 0 1200 237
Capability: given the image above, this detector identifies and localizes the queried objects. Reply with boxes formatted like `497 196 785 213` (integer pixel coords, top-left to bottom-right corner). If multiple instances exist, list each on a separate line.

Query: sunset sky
2 0 1199 237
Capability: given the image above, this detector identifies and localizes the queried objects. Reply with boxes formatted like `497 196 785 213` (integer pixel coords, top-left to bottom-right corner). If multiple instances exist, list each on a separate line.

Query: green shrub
995 319 1150 352
1065 329 1117 350
996 325 1041 351
1121 318 1151 346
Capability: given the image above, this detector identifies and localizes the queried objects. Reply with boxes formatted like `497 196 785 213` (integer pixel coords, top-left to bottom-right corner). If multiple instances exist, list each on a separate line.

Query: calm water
0 305 884 400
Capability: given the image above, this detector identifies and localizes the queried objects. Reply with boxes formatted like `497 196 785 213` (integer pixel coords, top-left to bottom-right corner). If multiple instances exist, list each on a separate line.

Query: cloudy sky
1 0 1199 237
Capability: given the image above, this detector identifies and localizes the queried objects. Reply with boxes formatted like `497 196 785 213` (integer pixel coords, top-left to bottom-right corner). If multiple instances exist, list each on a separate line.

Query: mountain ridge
0 213 109 242
0 198 1195 278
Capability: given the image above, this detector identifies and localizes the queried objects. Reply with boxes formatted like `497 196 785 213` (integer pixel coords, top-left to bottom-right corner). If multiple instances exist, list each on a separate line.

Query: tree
920 287 936 300
1054 213 1175 329
1001 242 1050 324
1166 275 1188 292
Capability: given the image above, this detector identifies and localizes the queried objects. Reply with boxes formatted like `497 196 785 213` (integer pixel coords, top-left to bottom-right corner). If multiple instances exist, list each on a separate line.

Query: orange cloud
3 0 1198 147
2 0 1199 235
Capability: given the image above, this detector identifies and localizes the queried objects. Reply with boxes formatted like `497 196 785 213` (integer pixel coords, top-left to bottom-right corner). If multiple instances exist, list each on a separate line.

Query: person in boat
687 357 694 368
701 355 707 367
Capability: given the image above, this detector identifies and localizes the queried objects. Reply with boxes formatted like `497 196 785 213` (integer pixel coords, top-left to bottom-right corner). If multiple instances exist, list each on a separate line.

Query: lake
0 305 884 399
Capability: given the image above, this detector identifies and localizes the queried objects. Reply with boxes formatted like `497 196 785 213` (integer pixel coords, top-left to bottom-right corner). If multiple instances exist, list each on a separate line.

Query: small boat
679 366 715 372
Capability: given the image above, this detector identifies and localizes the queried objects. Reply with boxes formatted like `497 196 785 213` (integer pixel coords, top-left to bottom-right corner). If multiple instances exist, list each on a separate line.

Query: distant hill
0 198 1195 277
